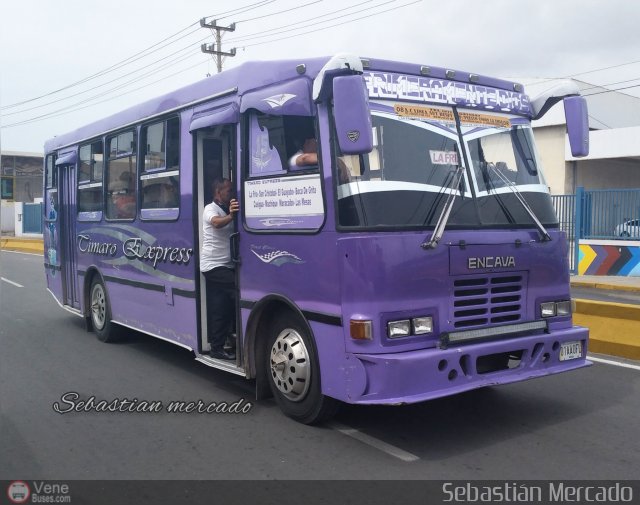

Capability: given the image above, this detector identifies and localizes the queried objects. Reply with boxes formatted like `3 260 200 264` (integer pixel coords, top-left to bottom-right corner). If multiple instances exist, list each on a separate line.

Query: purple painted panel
338 328 589 404
240 78 313 116
333 75 374 154
564 96 589 157
55 150 77 165
189 103 239 131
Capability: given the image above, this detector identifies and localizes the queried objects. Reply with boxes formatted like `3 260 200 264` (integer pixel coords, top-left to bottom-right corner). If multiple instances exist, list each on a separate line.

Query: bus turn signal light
350 320 372 340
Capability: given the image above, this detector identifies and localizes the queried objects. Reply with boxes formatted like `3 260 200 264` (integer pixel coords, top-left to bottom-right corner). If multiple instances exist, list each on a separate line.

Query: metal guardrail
551 187 640 273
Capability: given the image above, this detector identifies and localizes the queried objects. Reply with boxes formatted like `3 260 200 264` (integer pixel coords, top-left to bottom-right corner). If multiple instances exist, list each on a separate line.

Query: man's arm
210 199 239 229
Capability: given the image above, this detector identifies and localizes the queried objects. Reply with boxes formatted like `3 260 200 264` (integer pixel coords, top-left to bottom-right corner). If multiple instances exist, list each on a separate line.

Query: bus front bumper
339 325 590 405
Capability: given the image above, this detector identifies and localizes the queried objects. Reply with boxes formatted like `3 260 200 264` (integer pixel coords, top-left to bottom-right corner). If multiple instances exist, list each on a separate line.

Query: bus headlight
387 317 433 338
556 300 572 316
541 301 572 318
387 320 411 338
541 302 556 318
413 317 433 335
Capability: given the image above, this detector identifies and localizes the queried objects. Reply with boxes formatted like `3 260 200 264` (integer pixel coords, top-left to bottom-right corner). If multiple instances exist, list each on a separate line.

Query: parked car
614 219 640 238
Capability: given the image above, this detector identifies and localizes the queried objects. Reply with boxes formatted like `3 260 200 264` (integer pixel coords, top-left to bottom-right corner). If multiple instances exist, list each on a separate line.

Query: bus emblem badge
347 130 360 142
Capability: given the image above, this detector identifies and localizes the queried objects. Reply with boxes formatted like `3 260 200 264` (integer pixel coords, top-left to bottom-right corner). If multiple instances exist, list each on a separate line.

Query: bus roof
44 55 525 153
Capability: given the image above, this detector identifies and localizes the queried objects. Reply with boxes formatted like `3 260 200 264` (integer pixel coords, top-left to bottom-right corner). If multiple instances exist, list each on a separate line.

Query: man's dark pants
203 266 236 352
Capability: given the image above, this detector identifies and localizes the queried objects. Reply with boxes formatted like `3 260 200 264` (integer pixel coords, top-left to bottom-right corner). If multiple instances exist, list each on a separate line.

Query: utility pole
200 18 236 73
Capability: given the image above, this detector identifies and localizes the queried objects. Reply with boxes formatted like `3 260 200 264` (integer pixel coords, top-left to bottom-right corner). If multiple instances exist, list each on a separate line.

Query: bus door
191 104 240 358
56 156 80 309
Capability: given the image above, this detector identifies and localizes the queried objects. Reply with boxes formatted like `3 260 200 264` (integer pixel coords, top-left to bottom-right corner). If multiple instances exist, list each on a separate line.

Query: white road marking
0 249 42 257
330 422 419 462
588 355 640 371
1 277 24 288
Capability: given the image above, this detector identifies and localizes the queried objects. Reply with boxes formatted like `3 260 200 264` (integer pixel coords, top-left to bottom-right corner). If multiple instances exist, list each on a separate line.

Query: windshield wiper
486 162 551 241
422 165 465 249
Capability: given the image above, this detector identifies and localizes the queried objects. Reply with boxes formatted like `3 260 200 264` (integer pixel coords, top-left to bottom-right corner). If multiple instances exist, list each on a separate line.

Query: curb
571 280 640 293
0 237 44 254
573 298 640 360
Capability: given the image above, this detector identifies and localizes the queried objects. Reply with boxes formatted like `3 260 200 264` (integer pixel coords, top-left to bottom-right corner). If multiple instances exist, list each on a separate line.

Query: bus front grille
452 274 524 329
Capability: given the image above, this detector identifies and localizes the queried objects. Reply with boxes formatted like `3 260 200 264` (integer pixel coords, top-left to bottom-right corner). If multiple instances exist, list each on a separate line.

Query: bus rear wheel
266 315 339 424
90 278 118 343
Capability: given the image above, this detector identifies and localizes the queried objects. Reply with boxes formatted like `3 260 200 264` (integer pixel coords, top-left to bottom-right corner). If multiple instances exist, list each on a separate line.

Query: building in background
1 151 44 202
519 78 640 194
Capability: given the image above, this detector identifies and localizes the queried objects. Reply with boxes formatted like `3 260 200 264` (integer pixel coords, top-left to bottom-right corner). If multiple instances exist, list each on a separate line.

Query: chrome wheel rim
91 284 106 330
269 328 311 402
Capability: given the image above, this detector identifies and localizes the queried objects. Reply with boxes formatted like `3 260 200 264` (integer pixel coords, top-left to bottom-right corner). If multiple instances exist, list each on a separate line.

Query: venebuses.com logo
6 481 71 503
7 481 30 504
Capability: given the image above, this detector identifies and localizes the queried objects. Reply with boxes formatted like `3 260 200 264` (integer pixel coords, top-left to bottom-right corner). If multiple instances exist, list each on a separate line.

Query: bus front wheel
266 315 338 424
90 278 118 343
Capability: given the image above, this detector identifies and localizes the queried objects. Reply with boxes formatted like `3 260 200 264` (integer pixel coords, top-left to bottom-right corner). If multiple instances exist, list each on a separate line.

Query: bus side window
106 130 137 220
140 117 180 217
78 140 104 215
248 113 317 177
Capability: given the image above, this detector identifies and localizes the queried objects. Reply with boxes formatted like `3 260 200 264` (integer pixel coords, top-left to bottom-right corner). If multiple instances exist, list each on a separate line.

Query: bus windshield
335 104 558 230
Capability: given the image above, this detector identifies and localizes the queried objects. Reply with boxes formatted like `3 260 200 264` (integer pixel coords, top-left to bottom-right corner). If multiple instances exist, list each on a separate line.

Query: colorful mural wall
579 241 640 276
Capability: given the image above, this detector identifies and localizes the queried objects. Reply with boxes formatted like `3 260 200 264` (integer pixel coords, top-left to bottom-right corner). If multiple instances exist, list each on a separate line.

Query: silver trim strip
47 289 84 318
442 320 548 348
113 321 195 352
195 355 246 377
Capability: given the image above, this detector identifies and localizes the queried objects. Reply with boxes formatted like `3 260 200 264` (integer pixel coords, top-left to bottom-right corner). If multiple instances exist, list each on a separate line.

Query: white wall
1 201 15 233
532 125 568 194
576 158 640 190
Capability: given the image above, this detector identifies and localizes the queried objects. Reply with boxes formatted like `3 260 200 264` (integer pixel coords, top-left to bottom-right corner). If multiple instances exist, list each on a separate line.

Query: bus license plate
559 341 582 361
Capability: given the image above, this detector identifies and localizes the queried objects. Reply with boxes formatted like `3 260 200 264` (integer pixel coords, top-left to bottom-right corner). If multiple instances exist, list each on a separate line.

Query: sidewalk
571 274 640 293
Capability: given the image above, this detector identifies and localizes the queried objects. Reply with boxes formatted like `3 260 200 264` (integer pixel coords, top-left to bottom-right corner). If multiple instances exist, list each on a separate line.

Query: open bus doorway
194 125 241 370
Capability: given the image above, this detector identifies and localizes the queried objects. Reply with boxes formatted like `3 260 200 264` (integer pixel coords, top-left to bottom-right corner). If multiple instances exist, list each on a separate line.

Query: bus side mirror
333 75 373 155
564 96 589 157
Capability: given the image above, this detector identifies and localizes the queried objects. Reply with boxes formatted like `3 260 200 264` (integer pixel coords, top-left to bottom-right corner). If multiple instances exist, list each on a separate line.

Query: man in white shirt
200 178 239 360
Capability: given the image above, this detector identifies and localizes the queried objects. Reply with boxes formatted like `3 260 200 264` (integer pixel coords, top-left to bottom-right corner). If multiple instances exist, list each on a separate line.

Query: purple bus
44 53 590 424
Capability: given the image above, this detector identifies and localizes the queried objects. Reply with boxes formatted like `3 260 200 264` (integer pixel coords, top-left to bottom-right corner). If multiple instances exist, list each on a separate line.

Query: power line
227 0 380 44
2 0 424 129
0 23 201 111
1 0 276 111
582 83 640 97
211 0 278 21
2 54 207 129
3 42 203 117
237 0 421 48
236 0 323 23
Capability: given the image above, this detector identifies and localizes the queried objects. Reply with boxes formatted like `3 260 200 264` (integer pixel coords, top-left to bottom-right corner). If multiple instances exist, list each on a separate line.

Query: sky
2 0 640 153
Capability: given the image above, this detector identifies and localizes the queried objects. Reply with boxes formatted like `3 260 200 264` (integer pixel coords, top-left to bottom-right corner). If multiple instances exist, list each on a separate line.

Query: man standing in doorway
201 178 238 360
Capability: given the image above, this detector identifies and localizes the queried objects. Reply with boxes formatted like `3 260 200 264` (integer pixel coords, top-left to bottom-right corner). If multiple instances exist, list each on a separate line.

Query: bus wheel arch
246 296 339 424
84 269 119 343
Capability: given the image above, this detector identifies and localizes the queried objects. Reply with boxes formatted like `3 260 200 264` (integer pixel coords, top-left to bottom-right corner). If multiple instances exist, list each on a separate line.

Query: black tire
89 277 119 343
266 314 339 424
622 231 630 238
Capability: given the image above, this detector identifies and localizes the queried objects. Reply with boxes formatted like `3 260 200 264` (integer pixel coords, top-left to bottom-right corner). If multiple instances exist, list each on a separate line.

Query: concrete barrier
573 299 640 360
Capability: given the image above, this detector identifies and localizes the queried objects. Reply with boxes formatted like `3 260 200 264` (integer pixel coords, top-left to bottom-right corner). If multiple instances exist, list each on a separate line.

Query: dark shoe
211 349 236 360
224 334 237 352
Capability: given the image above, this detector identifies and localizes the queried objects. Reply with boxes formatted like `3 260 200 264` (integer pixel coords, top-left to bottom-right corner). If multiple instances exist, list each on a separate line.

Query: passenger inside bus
110 171 136 219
